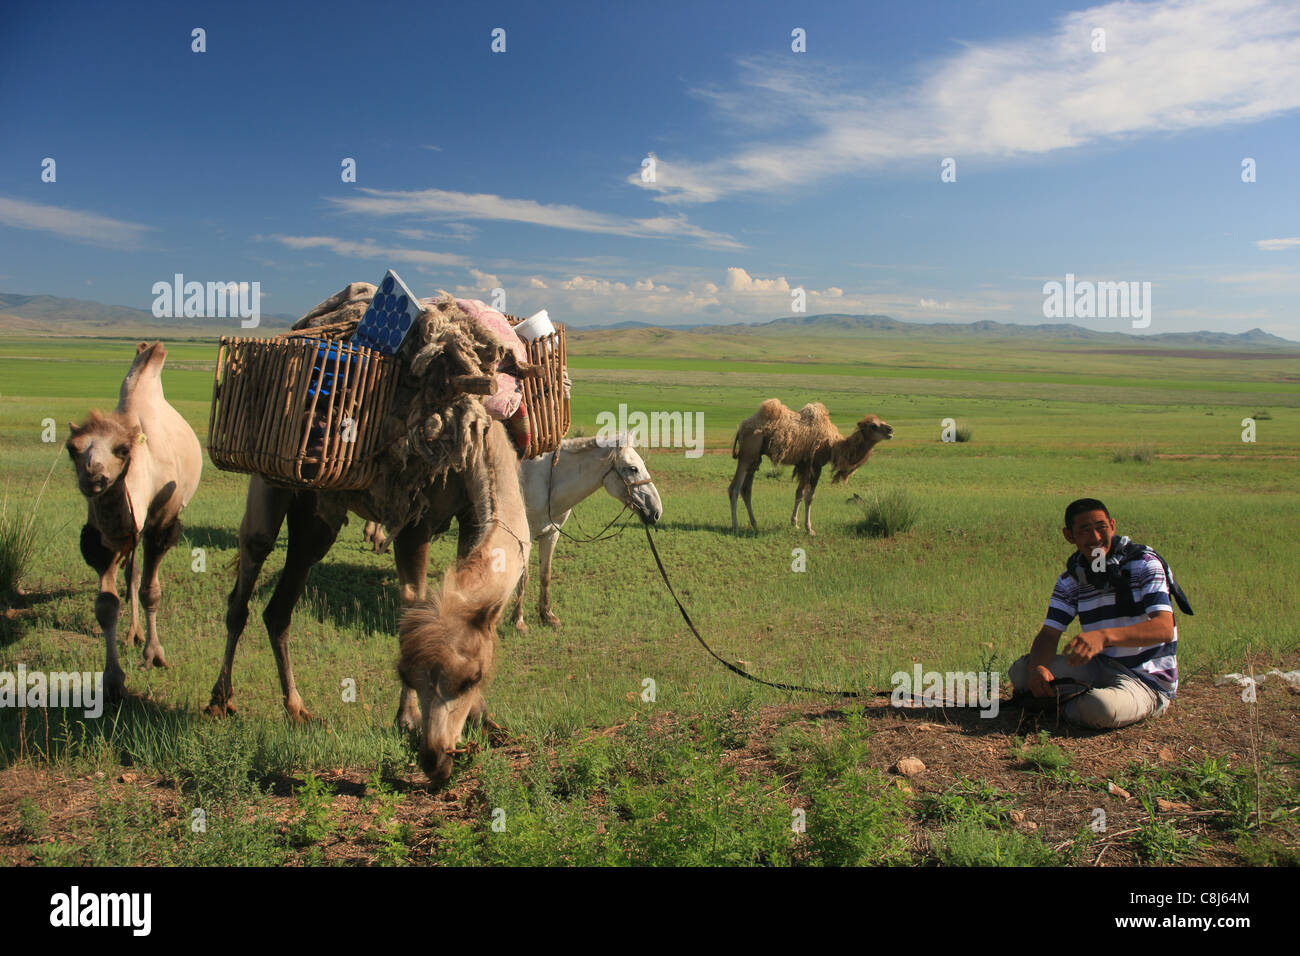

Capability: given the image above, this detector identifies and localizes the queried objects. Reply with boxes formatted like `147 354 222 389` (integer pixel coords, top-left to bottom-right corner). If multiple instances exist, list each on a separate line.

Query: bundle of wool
287 286 510 532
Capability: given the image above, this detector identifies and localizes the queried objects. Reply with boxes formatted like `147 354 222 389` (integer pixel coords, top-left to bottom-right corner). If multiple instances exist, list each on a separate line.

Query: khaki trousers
1009 653 1168 729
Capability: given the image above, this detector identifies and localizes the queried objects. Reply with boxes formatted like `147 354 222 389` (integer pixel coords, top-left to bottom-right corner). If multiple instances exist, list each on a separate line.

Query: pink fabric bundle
421 296 528 421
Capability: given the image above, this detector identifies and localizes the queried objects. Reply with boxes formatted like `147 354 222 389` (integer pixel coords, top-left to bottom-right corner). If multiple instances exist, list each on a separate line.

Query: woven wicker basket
507 316 570 459
207 317 569 491
207 331 398 490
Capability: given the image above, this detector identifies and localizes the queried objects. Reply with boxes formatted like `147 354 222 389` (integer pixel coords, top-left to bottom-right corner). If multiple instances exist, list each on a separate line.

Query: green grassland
1 331 1297 866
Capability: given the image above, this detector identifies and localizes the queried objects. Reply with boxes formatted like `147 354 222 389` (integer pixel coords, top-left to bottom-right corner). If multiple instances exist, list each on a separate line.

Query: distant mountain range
1 292 1295 348
584 312 1300 347
0 293 295 335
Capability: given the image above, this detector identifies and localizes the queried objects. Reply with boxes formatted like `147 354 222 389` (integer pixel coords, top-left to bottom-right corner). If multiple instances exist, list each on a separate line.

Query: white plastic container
514 309 556 356
514 309 555 342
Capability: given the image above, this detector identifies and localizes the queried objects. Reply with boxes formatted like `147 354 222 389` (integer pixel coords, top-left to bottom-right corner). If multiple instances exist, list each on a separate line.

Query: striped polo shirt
1043 542 1179 698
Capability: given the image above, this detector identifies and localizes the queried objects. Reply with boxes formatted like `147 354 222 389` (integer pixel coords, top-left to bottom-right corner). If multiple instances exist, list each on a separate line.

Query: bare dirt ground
1 655 1296 867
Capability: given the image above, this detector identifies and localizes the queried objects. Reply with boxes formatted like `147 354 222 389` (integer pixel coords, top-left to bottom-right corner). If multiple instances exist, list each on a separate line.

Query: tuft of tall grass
0 454 60 598
954 425 974 443
851 487 918 538
1112 443 1156 464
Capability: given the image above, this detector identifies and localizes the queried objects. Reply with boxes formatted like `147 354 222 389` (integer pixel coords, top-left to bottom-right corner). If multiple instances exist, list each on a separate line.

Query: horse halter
546 445 646 542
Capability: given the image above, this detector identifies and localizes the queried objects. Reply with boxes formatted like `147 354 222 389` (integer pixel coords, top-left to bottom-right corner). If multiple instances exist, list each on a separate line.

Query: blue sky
1 0 1297 335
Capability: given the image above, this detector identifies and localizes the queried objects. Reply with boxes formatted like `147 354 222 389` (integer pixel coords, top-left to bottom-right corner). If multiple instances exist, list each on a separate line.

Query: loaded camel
66 342 202 701
729 399 893 535
206 285 532 786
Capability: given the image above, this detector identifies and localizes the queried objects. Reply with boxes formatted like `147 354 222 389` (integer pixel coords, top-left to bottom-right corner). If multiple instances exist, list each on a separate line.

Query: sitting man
1009 498 1192 729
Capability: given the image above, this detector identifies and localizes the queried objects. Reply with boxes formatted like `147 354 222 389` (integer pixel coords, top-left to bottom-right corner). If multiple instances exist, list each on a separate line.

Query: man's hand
1029 664 1055 698
1064 629 1107 665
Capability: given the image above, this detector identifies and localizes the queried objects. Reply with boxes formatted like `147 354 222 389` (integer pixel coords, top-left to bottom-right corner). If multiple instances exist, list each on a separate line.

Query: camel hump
118 341 168 411
294 282 378 330
757 398 786 422
798 402 830 426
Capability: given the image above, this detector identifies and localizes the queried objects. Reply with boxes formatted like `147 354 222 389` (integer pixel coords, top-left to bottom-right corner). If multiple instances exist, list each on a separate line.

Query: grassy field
1 331 1297 866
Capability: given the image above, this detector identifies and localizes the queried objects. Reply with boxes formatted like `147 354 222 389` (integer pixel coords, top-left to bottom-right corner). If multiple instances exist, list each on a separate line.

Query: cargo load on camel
207 271 570 534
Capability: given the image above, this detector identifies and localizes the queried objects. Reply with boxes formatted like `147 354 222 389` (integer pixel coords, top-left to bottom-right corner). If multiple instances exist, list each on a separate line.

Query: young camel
729 399 893 536
397 420 531 786
66 342 202 701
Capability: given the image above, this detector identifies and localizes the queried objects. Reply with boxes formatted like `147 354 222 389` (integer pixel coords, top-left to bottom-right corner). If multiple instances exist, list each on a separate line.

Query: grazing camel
729 399 893 535
208 415 528 738
397 420 530 785
66 342 202 701
512 435 663 632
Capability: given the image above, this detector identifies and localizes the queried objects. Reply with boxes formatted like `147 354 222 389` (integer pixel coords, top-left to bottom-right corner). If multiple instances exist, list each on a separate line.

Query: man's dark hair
1064 497 1110 530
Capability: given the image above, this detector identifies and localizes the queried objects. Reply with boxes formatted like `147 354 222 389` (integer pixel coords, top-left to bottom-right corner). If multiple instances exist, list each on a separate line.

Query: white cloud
268 234 469 267
327 187 743 249
468 268 501 290
560 276 630 294
1256 237 1300 251
631 0 1300 204
529 276 549 289
0 196 153 247
725 267 790 293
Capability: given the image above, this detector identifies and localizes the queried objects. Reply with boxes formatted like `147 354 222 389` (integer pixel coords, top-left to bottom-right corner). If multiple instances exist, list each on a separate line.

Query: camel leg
262 492 344 722
791 472 808 528
124 549 144 646
391 520 431 731
803 468 823 536
208 477 292 717
728 460 746 533
511 560 529 634
740 461 759 531
137 519 181 669
538 530 561 627
81 524 127 703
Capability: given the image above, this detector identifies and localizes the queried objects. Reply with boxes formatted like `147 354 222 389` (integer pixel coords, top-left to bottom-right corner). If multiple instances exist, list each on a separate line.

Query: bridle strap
546 445 636 544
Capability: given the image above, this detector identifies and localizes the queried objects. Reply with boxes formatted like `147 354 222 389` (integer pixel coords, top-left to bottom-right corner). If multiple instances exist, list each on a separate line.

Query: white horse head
600 438 663 525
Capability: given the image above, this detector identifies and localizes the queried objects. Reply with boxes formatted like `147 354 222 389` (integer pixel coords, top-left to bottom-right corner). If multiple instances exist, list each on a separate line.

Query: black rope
642 525 891 700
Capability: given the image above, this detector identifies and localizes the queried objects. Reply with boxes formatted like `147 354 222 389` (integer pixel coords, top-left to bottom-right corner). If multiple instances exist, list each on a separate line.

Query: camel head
397 563 501 787
66 410 140 499
602 441 663 525
856 414 893 443
830 414 893 483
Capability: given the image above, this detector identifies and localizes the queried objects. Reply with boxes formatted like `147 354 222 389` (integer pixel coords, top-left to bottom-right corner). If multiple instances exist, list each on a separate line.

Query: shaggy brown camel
208 417 529 759
398 420 530 785
729 399 893 535
67 342 202 701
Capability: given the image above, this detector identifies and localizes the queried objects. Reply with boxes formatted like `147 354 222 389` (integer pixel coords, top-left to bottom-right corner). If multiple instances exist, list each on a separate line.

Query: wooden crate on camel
207 274 570 497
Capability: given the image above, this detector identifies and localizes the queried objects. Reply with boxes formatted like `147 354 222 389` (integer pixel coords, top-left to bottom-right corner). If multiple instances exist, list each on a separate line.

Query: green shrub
1112 443 1155 464
954 425 974 443
287 774 337 848
0 489 42 598
851 487 918 538
801 768 910 866
933 820 1056 866
1013 731 1073 774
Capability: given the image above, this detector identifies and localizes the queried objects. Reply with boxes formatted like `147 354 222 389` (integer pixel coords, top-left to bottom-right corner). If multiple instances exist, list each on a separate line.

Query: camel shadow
183 524 240 551
249 561 401 636
0 692 197 772
1 586 81 647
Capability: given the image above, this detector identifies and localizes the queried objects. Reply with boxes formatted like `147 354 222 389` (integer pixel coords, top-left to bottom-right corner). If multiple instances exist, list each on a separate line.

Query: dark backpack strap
1123 543 1194 617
